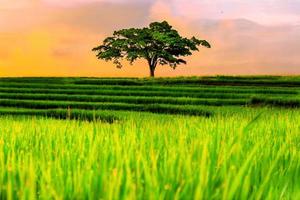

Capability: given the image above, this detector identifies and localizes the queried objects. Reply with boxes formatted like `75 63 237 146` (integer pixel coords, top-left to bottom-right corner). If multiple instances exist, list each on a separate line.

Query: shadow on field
0 109 119 124
250 97 300 108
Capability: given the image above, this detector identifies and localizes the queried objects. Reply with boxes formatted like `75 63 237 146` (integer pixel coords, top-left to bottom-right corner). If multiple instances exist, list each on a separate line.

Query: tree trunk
147 57 157 78
150 65 155 77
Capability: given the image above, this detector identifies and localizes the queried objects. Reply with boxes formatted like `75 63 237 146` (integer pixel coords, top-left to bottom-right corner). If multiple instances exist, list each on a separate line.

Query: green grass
4 76 299 86
0 99 213 116
73 77 300 87
0 110 300 199
0 86 297 97
0 107 122 123
251 97 300 107
0 88 254 99
0 82 298 94
0 76 300 199
0 93 249 106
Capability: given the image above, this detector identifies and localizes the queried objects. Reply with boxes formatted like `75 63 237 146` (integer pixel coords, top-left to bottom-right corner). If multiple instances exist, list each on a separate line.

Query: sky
0 0 300 77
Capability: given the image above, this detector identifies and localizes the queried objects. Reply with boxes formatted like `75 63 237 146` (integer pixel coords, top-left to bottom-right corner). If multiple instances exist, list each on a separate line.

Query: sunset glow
1 0 300 77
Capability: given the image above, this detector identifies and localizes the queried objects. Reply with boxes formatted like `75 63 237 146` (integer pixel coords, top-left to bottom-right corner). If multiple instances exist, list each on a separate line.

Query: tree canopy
92 21 211 77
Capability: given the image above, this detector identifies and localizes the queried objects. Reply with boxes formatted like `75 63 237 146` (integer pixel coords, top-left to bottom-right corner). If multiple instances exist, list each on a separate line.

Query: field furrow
0 83 298 94
0 99 213 116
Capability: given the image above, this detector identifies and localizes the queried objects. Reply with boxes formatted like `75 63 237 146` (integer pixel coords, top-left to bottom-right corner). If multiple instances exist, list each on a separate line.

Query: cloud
41 0 149 7
158 0 300 25
55 2 151 33
0 1 153 76
0 0 300 76
181 19 300 75
149 1 300 75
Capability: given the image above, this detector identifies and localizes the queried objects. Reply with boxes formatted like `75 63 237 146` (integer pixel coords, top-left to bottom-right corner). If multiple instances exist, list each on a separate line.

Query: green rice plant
250 97 300 108
69 76 300 87
0 107 121 123
0 85 298 98
0 92 249 106
0 83 297 95
0 77 299 199
150 77 300 87
0 99 214 116
0 110 299 199
0 89 252 100
0 87 297 101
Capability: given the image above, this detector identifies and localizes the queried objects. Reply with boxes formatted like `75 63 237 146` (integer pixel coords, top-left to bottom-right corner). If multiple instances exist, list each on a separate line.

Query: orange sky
0 0 300 77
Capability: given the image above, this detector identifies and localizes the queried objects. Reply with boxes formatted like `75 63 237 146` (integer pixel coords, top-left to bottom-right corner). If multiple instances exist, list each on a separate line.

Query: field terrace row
0 79 299 120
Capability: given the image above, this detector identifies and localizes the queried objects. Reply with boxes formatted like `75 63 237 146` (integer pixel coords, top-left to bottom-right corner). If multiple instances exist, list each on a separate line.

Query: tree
92 21 211 77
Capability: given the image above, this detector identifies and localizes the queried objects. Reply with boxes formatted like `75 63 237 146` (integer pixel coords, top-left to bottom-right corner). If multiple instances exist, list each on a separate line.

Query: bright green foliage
0 77 299 199
92 21 211 77
0 110 300 199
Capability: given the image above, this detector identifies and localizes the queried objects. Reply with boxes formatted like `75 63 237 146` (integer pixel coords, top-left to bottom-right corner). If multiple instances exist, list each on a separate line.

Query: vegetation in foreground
0 76 299 199
0 110 300 199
